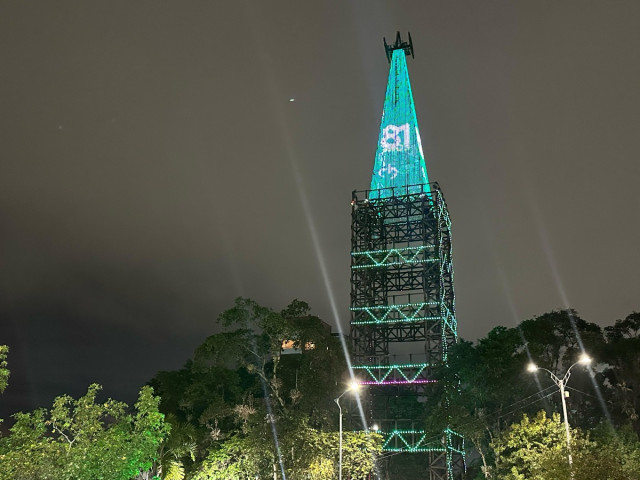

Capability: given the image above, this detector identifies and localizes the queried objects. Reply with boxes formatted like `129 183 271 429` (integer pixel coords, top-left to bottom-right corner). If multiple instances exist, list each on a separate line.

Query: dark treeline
147 304 640 479
424 308 640 479
0 302 638 479
147 298 380 479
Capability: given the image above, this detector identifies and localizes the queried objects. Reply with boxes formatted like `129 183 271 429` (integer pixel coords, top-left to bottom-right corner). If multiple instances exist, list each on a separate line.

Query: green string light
352 363 431 383
350 301 445 325
351 245 438 269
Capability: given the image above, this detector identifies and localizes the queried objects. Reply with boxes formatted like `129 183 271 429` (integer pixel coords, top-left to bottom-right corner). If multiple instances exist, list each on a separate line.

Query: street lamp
335 381 360 480
527 353 591 467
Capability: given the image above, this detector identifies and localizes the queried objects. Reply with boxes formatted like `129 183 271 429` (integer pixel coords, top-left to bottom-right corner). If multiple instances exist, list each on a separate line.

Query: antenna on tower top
383 31 414 63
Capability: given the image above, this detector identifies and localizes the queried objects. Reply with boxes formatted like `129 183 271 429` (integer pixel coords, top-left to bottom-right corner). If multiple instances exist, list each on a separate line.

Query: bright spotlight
579 353 592 365
527 363 538 373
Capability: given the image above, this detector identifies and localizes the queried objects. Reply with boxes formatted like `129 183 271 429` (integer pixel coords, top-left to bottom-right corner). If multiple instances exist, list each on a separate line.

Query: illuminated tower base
350 182 464 479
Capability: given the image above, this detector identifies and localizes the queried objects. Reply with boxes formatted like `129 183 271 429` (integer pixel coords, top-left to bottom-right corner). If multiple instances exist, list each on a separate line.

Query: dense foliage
423 308 640 478
149 298 382 479
0 384 168 480
0 345 8 394
491 411 640 480
1 304 639 479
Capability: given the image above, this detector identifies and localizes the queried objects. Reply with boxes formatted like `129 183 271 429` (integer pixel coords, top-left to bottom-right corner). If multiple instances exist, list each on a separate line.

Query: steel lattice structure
349 33 465 479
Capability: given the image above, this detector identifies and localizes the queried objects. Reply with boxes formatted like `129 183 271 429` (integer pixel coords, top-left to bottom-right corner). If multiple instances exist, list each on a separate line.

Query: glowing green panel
370 49 429 198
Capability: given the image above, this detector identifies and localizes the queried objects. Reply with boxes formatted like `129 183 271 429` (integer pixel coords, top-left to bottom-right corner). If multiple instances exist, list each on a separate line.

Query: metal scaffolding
350 184 464 479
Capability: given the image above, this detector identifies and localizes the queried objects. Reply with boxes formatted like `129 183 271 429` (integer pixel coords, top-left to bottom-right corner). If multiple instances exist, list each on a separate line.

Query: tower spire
370 32 429 198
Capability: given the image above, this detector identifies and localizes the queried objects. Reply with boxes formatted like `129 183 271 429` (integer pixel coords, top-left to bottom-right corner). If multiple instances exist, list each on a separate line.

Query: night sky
2 1 639 417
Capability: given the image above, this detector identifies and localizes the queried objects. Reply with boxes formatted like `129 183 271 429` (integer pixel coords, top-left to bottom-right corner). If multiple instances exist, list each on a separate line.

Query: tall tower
350 33 464 479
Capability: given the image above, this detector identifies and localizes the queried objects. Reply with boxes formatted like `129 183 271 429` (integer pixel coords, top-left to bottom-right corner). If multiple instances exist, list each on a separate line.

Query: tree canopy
149 297 381 479
421 308 640 478
0 345 8 395
2 301 639 479
0 384 168 480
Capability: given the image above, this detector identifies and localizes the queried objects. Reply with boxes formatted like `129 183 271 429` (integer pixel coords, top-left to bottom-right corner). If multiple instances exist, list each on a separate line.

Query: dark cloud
1 1 639 415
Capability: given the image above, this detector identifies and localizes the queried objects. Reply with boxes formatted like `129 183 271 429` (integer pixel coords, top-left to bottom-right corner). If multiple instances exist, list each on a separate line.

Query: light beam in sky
244 5 369 427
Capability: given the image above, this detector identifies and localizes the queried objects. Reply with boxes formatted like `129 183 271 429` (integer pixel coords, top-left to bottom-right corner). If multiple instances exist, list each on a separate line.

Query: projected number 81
381 123 410 152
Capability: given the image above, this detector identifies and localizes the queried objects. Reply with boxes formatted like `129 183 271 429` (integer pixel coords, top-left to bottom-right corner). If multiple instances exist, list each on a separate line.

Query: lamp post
335 381 360 480
527 353 591 468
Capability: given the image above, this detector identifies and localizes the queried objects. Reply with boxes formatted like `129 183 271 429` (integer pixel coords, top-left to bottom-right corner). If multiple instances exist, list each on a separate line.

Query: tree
339 431 382 480
602 312 640 438
191 435 269 480
519 309 603 374
492 414 640 480
491 410 568 480
0 384 168 480
150 297 380 479
191 426 381 480
0 345 8 394
419 308 640 478
144 414 198 480
424 327 533 478
534 424 640 480
519 309 607 430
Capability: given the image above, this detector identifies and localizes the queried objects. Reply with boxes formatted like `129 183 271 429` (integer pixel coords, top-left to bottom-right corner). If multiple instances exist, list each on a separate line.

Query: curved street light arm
536 367 562 386
530 357 590 473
